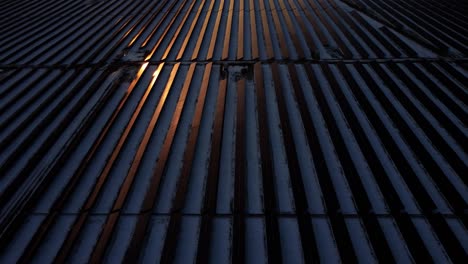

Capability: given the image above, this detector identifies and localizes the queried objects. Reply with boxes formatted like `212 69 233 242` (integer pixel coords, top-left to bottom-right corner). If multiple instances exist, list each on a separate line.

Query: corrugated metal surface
1 0 467 263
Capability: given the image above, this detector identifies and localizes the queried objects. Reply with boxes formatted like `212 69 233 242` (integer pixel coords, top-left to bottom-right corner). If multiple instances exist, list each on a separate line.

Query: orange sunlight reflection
148 63 164 89
126 62 149 93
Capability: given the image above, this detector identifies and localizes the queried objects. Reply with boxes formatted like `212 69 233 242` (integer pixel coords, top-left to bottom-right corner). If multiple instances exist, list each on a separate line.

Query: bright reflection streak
144 52 153 62
125 62 149 93
147 63 164 89
128 29 142 47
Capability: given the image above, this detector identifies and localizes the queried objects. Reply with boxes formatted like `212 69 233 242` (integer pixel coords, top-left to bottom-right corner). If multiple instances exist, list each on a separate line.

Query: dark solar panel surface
1 0 467 263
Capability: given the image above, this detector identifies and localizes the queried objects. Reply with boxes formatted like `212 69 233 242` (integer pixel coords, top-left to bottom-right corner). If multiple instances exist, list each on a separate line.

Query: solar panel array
1 0 467 263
